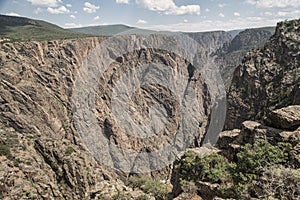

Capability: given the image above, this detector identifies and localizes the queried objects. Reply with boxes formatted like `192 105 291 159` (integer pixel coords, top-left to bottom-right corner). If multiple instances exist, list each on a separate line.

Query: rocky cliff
0 30 231 199
172 19 299 200
0 17 298 200
225 19 299 130
213 28 273 89
0 38 129 199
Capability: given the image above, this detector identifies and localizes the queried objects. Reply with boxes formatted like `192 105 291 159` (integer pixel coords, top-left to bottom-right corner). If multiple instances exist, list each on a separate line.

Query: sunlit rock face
225 19 300 130
0 30 231 198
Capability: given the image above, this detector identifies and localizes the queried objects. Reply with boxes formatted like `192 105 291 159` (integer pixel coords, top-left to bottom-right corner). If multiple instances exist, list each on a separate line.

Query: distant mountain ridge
0 14 90 41
69 24 157 36
0 14 275 41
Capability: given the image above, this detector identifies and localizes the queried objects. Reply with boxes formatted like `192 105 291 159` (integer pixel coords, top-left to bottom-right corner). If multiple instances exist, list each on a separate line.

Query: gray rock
267 105 300 130
225 19 300 130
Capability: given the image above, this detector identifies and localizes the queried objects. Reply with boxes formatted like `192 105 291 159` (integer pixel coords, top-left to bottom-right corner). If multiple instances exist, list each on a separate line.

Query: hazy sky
0 0 299 31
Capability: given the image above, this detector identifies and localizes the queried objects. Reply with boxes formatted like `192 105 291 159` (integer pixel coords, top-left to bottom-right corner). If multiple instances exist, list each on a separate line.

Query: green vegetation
69 24 155 36
136 194 149 200
96 191 148 200
176 151 235 184
0 14 92 42
0 143 13 160
65 146 75 156
254 26 276 34
235 140 290 184
258 165 300 199
128 176 169 200
110 189 131 200
70 24 134 36
175 139 299 199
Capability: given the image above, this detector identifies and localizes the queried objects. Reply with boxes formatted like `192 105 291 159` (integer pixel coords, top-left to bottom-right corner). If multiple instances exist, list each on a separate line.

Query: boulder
216 129 240 149
267 105 300 130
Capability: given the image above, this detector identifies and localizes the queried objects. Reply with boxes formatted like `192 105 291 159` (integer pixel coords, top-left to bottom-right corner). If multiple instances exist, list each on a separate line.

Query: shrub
142 179 169 199
65 146 75 156
259 165 300 199
111 189 131 200
176 151 236 184
136 194 149 200
128 176 148 189
235 139 289 183
0 143 13 160
127 176 169 200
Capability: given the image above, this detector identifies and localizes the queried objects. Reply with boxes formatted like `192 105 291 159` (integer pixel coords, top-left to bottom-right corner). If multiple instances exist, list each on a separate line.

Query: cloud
34 7 43 14
136 0 200 15
263 11 273 16
218 3 226 8
205 8 210 12
66 4 72 7
27 0 61 7
65 23 82 28
5 12 20 16
234 12 241 16
70 14 76 19
137 19 147 24
277 10 300 17
245 0 300 8
116 0 129 4
146 17 282 32
94 16 100 20
83 2 100 13
47 6 70 14
183 19 188 23
219 13 225 17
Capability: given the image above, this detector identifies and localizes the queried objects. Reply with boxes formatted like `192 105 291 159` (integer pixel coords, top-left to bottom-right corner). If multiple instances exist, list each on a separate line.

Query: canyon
0 15 299 199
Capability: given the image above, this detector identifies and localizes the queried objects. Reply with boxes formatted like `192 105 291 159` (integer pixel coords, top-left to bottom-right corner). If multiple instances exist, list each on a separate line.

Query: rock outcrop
225 19 300 130
186 31 232 55
173 106 300 200
266 105 300 130
218 105 300 167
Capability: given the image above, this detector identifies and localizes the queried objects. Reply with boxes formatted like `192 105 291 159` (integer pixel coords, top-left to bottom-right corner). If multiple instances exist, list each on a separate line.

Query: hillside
69 24 156 36
0 15 91 41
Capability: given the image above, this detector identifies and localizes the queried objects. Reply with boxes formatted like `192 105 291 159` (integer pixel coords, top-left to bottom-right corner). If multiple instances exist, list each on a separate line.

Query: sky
0 0 299 32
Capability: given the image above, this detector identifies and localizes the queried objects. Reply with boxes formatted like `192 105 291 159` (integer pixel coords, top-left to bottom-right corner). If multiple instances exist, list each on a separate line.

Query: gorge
0 15 299 199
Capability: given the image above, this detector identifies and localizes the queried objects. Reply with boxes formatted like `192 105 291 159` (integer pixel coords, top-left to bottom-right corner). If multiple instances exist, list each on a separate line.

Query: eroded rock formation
225 19 300 130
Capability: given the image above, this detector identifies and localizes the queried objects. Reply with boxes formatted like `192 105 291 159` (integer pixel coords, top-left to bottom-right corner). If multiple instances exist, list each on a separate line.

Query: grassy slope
70 24 134 36
69 24 157 36
0 15 92 41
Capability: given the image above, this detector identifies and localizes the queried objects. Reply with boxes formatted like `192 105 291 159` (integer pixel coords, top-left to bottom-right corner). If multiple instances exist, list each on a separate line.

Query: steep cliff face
0 38 129 199
186 31 232 54
225 19 300 130
227 28 273 53
213 28 273 88
0 31 230 199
